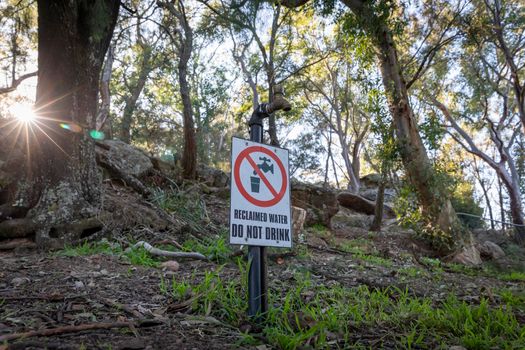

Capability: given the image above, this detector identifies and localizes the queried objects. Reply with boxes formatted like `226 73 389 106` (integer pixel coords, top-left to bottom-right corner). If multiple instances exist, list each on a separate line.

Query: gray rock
97 140 153 178
450 245 482 266
331 207 371 229
197 164 229 187
359 187 396 203
360 173 382 187
292 206 306 233
479 240 505 260
291 180 339 227
337 192 395 218
11 277 30 287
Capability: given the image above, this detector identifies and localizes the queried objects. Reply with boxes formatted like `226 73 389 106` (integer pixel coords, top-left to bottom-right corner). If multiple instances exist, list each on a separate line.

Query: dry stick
130 241 207 260
96 296 144 319
0 322 134 343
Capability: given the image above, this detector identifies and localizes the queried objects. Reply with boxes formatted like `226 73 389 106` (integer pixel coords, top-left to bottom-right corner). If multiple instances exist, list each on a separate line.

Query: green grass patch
57 240 121 257
398 266 426 279
123 246 160 268
338 239 393 267
58 239 161 268
152 186 211 233
182 232 232 263
159 266 524 349
500 271 525 281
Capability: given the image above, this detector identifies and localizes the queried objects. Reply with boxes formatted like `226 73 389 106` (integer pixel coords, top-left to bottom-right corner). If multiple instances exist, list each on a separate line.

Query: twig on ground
0 322 135 342
155 239 184 250
129 241 207 260
96 296 144 319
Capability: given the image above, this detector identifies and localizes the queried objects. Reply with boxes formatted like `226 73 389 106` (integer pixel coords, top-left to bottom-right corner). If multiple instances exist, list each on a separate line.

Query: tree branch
0 71 37 95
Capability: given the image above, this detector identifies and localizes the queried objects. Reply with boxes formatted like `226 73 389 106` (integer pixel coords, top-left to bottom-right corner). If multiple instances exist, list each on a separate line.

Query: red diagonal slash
246 155 279 198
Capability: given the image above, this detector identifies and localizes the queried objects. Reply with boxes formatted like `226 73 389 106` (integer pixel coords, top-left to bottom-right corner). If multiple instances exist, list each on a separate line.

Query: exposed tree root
0 238 36 250
0 204 29 220
0 218 34 239
129 240 207 260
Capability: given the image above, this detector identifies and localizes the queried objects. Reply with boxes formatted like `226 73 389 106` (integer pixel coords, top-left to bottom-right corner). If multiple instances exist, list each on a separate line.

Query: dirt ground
1 228 524 349
1 191 524 349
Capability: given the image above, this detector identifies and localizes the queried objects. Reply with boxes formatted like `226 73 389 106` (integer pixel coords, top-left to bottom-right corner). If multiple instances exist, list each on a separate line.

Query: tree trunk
479 179 495 230
12 0 119 247
371 22 466 250
97 45 114 133
178 16 197 179
120 45 152 143
498 178 505 230
370 173 386 232
496 168 525 244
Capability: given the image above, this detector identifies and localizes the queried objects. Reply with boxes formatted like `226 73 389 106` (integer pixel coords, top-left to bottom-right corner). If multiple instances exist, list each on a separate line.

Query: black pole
247 112 268 318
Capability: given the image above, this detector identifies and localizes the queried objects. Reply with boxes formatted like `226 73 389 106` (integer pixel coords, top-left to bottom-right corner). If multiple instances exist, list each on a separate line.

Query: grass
338 239 393 267
152 186 212 233
182 232 232 263
157 264 525 349
500 271 525 281
57 239 121 257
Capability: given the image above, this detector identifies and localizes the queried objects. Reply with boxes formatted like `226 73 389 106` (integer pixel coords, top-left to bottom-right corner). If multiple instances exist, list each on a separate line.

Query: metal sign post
229 86 291 319
248 121 267 317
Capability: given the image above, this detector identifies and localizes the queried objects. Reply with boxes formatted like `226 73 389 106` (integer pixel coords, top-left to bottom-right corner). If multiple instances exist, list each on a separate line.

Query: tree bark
15 0 120 247
282 0 469 252
365 22 469 251
370 173 386 231
120 45 152 143
158 0 197 179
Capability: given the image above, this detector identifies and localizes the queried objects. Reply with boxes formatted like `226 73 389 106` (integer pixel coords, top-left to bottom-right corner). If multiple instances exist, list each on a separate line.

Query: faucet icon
254 157 274 175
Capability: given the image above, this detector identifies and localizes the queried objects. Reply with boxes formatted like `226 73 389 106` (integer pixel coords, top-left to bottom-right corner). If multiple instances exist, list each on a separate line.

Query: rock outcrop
479 240 505 260
337 192 395 218
291 180 339 228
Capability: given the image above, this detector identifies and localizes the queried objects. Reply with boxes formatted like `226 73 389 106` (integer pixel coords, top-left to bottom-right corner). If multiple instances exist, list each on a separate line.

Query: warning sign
230 137 292 248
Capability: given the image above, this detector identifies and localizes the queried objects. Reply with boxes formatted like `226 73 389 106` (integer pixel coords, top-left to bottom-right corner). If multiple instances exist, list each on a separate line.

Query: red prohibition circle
234 146 287 207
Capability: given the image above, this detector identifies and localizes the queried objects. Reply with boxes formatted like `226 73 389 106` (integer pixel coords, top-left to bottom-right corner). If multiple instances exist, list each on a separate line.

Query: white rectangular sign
229 137 292 248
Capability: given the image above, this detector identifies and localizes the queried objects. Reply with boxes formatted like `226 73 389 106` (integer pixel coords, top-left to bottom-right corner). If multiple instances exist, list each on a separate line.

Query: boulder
473 229 509 246
479 240 505 260
450 245 482 266
197 164 229 188
359 187 396 204
360 173 382 187
151 157 176 175
337 192 395 218
292 206 306 233
291 180 338 228
331 207 371 229
96 140 153 178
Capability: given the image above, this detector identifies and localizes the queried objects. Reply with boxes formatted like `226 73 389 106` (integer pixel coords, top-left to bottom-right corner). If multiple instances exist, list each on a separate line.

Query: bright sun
9 103 37 123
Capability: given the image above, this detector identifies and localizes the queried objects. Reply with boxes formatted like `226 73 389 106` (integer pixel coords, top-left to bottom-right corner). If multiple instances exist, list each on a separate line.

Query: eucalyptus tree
302 56 370 192
0 0 120 246
468 0 525 133
421 0 525 244
202 0 323 146
158 0 198 179
109 1 166 144
0 0 37 96
280 0 472 254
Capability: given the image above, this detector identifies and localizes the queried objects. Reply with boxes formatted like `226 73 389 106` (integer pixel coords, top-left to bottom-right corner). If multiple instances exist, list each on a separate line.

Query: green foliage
57 240 121 257
500 272 525 282
395 183 457 252
166 267 524 349
182 232 232 263
152 186 210 233
284 132 324 177
123 246 160 268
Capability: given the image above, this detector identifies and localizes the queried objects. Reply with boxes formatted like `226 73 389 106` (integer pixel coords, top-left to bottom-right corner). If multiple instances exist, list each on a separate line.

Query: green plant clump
159 265 525 349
